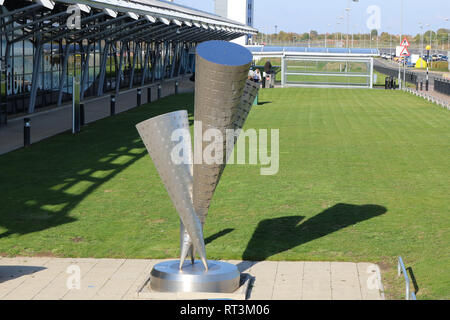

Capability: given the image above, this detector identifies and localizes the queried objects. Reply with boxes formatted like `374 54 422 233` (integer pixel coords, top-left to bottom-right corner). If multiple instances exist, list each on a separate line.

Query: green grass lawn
0 88 449 299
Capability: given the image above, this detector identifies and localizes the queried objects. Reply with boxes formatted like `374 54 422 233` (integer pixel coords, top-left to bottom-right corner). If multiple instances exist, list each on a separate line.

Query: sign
400 37 410 47
399 46 410 57
396 46 404 57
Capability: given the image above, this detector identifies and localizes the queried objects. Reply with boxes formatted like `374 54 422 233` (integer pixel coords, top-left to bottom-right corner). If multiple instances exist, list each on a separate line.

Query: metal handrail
397 256 417 300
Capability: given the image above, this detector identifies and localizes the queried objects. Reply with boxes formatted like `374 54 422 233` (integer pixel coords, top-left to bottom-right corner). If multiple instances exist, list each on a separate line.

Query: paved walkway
404 86 450 110
0 76 194 155
0 257 384 300
375 58 450 84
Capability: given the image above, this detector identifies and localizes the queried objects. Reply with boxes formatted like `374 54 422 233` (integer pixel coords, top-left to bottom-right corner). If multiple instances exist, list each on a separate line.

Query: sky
173 0 450 35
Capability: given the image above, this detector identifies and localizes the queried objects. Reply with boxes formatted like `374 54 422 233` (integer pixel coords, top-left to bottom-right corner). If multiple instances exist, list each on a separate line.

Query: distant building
215 0 254 45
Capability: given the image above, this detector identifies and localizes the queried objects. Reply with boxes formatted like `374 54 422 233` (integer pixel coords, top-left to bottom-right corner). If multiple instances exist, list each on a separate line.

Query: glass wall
0 7 193 117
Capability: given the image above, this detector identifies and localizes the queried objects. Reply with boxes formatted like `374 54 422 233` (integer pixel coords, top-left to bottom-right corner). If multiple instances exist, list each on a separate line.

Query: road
374 58 449 86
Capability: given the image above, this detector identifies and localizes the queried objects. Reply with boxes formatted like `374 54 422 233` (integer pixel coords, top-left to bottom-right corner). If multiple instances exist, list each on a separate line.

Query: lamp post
274 25 278 45
418 22 424 57
426 44 431 91
363 29 366 48
345 0 359 48
426 24 432 68
387 26 392 55
353 24 358 48
445 18 449 51
326 23 331 48
345 7 350 48
400 0 404 41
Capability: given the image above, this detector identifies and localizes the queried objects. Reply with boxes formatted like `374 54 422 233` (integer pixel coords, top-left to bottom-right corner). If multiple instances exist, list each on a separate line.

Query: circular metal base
150 260 240 293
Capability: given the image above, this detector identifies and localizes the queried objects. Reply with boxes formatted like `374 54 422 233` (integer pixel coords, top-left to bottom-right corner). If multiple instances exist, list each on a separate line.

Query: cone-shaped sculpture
136 110 208 270
193 40 256 225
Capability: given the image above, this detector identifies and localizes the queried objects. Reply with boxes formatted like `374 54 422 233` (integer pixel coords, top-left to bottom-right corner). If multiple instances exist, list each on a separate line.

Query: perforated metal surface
136 110 207 269
193 43 257 225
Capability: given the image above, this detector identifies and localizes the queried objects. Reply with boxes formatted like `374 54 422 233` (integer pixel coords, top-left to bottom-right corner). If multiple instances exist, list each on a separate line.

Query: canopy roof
1 0 257 44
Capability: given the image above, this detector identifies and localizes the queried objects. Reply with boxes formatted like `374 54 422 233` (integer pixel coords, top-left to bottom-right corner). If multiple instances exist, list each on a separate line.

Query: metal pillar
97 41 110 96
170 42 178 79
115 42 125 95
177 45 186 76
162 42 170 80
57 42 70 106
80 43 92 100
129 42 139 89
141 43 150 87
28 37 43 114
152 45 159 82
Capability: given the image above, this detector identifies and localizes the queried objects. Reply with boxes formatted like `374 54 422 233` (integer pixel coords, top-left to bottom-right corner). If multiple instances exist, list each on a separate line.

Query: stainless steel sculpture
136 40 259 293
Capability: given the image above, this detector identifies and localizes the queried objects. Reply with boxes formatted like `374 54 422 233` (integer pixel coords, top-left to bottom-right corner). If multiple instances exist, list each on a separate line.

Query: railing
374 65 418 85
434 78 450 96
397 257 417 300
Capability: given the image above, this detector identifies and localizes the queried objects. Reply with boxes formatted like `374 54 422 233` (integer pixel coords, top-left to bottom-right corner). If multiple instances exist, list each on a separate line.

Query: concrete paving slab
0 257 385 300
272 261 303 300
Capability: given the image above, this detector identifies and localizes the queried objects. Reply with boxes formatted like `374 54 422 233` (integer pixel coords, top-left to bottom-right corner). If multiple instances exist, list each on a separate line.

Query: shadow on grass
407 266 419 295
0 265 46 284
240 203 386 269
0 93 195 241
205 228 234 245
257 101 272 106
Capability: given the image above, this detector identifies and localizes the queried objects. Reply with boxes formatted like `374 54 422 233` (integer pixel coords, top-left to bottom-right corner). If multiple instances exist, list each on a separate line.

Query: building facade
0 0 257 123
214 0 254 45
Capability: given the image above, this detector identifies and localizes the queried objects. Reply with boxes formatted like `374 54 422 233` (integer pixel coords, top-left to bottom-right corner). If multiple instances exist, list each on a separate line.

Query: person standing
254 69 262 83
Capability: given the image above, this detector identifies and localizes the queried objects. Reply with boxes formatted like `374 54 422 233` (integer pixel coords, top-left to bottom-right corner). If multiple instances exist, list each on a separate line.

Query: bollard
147 87 152 103
157 84 162 100
80 102 85 126
110 94 116 116
425 80 429 91
175 81 179 94
0 103 6 128
73 101 81 134
385 77 389 90
137 88 142 106
24 117 31 147
420 81 423 91
415 81 418 91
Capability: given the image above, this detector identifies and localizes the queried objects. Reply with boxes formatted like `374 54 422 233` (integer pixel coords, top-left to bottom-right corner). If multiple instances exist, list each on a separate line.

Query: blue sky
173 0 450 35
